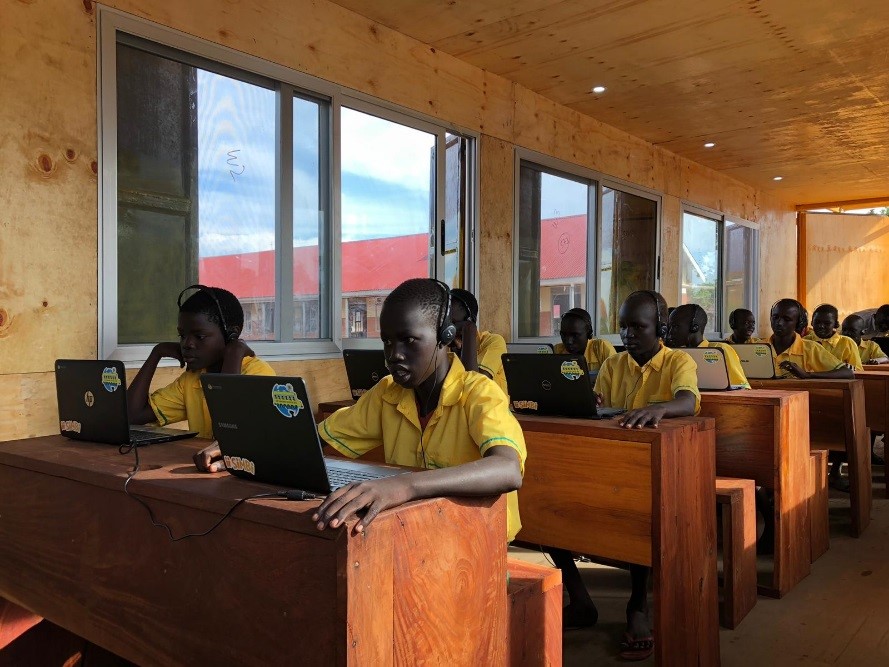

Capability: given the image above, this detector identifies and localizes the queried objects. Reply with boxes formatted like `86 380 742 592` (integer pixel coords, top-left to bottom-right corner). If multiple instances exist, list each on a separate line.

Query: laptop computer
683 347 746 391
342 349 390 399
729 343 778 379
506 342 554 354
501 353 625 419
871 337 889 356
54 359 198 445
201 374 406 494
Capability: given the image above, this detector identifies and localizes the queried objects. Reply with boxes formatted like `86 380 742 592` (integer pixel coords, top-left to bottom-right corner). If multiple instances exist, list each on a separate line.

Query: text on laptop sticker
560 360 584 380
102 366 122 392
513 400 539 411
753 345 769 357
351 388 367 398
702 350 721 364
60 420 82 433
272 383 304 417
223 455 256 475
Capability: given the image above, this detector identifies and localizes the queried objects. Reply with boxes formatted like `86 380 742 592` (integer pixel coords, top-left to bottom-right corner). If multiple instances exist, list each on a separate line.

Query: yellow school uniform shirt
859 339 888 365
477 330 508 396
723 335 763 344
771 334 844 377
149 356 275 439
699 340 750 389
804 332 863 370
594 342 701 414
554 338 618 372
318 353 527 541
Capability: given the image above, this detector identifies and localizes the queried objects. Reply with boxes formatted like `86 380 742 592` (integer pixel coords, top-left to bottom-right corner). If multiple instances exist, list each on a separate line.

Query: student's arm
779 361 855 379
219 339 256 374
477 331 507 381
127 343 184 425
617 390 697 429
312 446 521 534
454 321 480 373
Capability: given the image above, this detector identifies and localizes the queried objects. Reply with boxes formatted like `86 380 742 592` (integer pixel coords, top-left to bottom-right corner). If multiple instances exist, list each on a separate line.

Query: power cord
119 443 321 542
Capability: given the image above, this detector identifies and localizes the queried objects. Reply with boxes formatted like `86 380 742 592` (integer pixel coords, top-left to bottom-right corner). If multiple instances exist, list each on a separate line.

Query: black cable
120 444 316 542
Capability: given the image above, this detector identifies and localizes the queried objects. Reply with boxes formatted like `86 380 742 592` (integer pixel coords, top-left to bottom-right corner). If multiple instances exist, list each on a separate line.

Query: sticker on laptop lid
223 455 256 475
702 350 721 364
753 345 769 357
101 366 122 392
512 400 538 411
536 345 551 354
272 383 305 417
560 359 584 380
84 391 95 407
60 420 81 433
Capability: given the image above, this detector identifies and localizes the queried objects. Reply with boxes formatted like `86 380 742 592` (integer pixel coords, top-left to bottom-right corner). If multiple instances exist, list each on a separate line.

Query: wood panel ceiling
331 0 889 205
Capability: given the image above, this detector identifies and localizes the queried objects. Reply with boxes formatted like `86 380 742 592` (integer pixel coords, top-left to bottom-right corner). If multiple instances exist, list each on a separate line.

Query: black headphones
451 292 476 324
689 304 705 334
564 308 594 339
770 299 807 333
633 290 668 339
431 279 457 348
813 303 839 331
177 284 238 342
728 309 739 329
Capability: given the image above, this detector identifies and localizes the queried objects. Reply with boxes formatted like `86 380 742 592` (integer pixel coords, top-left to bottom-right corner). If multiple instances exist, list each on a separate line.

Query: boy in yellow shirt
553 307 617 373
725 308 759 344
129 285 274 454
667 304 750 388
552 291 698 660
312 278 526 540
447 288 509 396
842 314 888 365
805 304 863 370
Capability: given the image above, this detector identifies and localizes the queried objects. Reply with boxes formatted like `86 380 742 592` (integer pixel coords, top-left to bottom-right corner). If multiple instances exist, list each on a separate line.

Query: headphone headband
430 279 456 347
177 284 236 341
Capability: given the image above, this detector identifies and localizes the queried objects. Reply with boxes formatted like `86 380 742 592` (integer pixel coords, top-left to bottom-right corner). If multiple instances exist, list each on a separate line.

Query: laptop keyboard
326 465 384 490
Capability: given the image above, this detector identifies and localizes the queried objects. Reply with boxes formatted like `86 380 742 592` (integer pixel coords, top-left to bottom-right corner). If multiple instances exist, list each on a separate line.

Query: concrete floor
509 464 889 666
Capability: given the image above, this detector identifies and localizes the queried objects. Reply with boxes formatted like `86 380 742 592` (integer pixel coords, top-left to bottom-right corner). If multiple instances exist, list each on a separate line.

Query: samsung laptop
683 347 746 391
501 353 625 419
342 349 389 399
729 342 778 379
54 359 198 445
506 342 554 354
201 374 406 495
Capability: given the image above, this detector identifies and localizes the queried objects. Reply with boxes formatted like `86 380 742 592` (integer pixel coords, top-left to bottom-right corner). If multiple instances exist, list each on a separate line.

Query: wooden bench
506 559 562 667
855 369 889 499
809 450 830 562
749 379 870 537
715 477 757 629
699 390 811 597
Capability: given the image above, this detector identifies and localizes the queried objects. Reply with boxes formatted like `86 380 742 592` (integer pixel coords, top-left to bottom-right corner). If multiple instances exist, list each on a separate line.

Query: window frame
679 202 759 338
98 7 478 363
512 148 662 345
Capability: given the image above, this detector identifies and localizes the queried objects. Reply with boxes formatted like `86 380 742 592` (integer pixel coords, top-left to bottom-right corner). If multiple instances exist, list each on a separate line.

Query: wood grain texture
515 414 720 666
506 559 562 667
750 379 871 537
855 369 889 434
699 390 811 596
715 477 757 629
808 450 830 562
0 435 507 666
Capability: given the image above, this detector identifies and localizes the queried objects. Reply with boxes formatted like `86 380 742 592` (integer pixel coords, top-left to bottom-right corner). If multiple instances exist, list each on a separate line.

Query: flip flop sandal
619 632 654 661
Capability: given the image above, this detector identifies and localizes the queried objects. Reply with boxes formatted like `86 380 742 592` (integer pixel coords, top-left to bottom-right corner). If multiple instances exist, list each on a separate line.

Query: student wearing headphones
553 307 617 373
666 304 750 388
725 308 760 344
128 285 274 450
804 304 863 370
313 278 526 540
769 299 852 380
842 314 889 365
448 288 509 395
551 290 698 661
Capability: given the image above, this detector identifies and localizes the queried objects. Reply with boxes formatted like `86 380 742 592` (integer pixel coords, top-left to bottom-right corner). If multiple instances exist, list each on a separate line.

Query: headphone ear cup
226 329 238 342
439 323 457 347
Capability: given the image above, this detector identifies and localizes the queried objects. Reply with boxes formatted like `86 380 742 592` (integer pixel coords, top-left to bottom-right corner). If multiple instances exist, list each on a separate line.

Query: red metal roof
199 215 584 298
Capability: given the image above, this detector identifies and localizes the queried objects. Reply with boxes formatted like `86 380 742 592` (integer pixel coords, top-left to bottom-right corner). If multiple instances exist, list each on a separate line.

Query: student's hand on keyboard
618 405 668 429
595 392 604 407
193 442 225 473
313 476 414 534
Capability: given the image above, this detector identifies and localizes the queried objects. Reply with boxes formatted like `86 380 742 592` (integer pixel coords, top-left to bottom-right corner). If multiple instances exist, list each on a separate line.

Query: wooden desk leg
846 386 871 537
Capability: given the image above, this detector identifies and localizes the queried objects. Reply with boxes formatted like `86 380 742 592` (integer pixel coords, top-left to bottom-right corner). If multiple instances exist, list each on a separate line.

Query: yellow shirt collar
627 341 667 373
772 332 805 356
382 352 466 408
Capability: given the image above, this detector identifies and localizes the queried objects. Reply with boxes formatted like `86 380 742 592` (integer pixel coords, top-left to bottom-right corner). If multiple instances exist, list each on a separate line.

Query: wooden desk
749 379 870 537
506 559 562 667
855 369 889 433
699 390 811 597
514 414 719 666
0 436 508 666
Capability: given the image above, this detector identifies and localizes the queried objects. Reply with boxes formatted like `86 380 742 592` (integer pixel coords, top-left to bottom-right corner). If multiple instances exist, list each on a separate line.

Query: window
100 13 476 360
681 207 758 334
515 153 660 340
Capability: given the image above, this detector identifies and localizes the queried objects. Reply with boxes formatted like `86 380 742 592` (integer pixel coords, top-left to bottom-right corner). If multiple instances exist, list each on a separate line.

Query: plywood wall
0 0 796 441
800 212 889 318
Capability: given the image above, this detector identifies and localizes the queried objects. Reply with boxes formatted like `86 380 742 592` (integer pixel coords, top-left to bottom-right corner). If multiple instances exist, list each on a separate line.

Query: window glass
681 211 720 332
340 108 434 339
517 164 589 337
723 222 755 330
599 188 658 334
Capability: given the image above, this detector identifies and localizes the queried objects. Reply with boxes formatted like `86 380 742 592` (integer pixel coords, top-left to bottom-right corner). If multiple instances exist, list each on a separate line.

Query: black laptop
872 337 889 356
342 349 389 399
54 359 198 445
201 374 406 494
506 342 554 354
501 353 625 419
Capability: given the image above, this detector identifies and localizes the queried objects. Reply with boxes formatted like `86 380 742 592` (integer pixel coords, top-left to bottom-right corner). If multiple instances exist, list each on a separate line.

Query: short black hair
625 290 669 329
179 286 244 334
450 288 479 322
672 303 707 330
772 298 804 330
729 308 754 328
382 278 450 330
813 304 839 322
876 304 889 317
562 307 593 336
